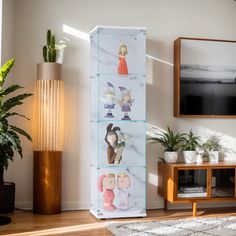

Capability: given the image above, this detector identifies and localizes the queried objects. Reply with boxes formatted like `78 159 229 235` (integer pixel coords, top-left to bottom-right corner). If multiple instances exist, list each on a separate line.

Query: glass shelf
90 75 146 121
90 165 146 215
90 27 146 76
90 121 146 167
91 164 146 169
90 120 146 123
90 74 146 79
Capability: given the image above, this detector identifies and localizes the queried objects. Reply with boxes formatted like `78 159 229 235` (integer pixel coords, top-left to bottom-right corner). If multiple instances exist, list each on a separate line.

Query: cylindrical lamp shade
33 63 64 214
33 79 64 151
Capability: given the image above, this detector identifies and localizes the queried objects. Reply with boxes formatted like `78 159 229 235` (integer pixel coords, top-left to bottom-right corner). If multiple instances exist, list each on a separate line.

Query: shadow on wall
61 24 90 208
146 38 175 208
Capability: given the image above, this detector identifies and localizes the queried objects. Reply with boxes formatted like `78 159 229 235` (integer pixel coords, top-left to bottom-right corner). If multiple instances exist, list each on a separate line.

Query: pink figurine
117 173 131 210
98 174 116 210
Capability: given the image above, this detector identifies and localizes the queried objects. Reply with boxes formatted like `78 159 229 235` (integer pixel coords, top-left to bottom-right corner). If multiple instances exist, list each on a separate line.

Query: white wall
2 0 236 210
1 0 14 63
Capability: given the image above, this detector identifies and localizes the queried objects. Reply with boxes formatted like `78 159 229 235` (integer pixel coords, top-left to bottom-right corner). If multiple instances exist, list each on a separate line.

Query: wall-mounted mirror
174 37 236 118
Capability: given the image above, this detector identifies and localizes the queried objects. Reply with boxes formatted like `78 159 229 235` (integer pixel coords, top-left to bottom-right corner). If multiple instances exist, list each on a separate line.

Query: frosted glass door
91 121 146 167
90 28 146 76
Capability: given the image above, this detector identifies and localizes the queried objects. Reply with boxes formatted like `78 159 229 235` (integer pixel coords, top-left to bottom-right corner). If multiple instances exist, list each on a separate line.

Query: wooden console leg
164 199 168 210
192 202 197 217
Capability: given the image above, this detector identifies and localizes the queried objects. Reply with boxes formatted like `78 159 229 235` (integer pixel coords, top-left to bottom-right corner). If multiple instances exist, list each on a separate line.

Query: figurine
98 173 116 210
105 123 125 164
117 173 131 210
102 82 116 118
117 87 134 120
118 43 128 75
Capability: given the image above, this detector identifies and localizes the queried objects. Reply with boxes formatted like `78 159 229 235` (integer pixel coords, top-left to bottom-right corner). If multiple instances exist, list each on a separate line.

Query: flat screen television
174 38 236 117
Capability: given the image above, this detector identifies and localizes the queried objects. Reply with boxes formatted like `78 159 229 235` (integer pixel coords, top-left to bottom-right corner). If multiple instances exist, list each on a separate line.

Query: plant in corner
181 130 200 164
202 135 222 163
0 59 32 213
147 126 185 163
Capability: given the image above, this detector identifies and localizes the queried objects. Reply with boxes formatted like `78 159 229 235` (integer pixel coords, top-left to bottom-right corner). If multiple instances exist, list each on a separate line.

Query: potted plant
38 29 61 81
181 130 200 163
202 135 222 163
0 59 32 213
148 126 185 163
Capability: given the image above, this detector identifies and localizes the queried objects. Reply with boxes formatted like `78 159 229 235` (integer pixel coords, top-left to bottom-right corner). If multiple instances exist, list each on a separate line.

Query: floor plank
1 208 236 235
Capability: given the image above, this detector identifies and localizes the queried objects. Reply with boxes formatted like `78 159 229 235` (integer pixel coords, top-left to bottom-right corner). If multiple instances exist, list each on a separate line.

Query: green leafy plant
43 29 57 62
0 59 33 185
202 135 222 152
147 126 185 152
181 130 200 151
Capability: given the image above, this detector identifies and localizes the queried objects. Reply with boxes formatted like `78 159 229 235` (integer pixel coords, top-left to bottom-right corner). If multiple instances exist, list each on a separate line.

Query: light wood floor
1 208 236 236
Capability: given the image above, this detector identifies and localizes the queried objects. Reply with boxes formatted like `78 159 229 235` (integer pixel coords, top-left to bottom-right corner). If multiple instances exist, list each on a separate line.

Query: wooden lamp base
33 151 62 214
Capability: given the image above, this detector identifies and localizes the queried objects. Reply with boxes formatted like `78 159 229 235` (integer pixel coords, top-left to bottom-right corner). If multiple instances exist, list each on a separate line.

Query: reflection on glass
211 169 235 198
177 169 207 198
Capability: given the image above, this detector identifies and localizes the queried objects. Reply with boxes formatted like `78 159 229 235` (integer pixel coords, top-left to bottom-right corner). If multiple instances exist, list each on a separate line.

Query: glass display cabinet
90 26 146 219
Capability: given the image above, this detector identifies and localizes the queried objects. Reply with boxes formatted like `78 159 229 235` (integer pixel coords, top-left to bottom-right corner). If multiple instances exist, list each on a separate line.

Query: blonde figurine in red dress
118 43 128 75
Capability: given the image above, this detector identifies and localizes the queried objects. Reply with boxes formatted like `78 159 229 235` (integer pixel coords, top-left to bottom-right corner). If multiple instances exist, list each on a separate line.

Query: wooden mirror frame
174 37 236 118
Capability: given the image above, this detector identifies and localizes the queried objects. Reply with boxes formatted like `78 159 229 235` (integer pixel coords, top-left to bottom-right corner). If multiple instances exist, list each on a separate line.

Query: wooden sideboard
158 162 236 217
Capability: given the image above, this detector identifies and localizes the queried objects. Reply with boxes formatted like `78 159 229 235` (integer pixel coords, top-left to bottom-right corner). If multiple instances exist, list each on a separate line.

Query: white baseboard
147 200 163 209
15 201 32 210
15 201 90 211
15 200 236 211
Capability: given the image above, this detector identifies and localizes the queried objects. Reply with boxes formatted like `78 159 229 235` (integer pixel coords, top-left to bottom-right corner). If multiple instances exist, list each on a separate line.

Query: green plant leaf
1 131 22 158
1 93 33 113
0 59 32 174
3 112 30 120
0 59 15 86
0 84 23 97
10 125 32 141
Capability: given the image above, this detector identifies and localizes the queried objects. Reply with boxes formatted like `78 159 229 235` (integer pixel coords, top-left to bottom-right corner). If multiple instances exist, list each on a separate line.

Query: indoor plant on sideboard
33 29 64 214
0 59 32 213
148 127 184 163
202 135 222 163
181 130 200 164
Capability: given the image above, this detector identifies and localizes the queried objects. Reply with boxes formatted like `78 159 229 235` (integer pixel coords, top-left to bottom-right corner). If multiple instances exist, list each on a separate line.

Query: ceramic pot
0 182 15 213
209 151 219 163
164 151 178 163
183 151 197 164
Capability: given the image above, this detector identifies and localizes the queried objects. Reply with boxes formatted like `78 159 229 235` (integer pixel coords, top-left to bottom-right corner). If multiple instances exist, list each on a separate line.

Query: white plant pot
164 152 178 163
209 151 219 163
183 151 196 164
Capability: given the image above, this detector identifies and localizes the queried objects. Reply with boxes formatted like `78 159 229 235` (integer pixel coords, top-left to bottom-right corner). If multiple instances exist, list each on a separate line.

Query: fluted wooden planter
33 63 64 214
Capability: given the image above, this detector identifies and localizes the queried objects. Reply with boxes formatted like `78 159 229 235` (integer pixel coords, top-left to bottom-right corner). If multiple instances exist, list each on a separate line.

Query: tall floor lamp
33 63 64 214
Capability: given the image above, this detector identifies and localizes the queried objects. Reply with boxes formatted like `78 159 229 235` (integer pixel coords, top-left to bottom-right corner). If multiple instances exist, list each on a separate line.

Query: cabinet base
90 208 146 219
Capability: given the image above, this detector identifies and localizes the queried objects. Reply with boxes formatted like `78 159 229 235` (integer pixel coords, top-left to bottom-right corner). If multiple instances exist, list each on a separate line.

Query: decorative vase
196 153 203 163
209 151 219 163
0 182 15 213
183 151 197 164
164 152 178 163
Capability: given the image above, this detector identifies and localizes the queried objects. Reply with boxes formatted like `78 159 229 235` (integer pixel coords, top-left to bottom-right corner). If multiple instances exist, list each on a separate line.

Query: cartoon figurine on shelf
117 87 134 120
118 43 128 75
101 82 116 118
117 173 131 210
105 123 126 165
98 173 116 210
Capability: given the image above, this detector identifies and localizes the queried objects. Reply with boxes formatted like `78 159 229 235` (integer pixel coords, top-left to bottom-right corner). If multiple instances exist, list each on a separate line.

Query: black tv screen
179 39 236 116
